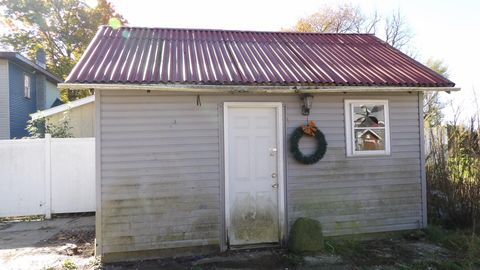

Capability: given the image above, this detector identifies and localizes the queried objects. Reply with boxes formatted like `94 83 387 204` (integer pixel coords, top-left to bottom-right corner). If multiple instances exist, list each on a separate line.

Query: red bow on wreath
302 121 318 136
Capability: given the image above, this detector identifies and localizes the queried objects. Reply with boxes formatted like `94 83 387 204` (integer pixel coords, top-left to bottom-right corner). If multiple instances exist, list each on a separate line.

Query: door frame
223 102 286 248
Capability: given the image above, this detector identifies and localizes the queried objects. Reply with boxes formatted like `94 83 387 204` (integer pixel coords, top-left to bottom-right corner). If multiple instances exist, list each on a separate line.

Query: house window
345 100 390 156
24 74 31 99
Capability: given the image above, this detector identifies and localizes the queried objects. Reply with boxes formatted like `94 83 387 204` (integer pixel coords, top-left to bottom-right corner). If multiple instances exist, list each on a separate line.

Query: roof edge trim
99 25 378 36
30 95 95 120
0 51 62 83
59 83 460 93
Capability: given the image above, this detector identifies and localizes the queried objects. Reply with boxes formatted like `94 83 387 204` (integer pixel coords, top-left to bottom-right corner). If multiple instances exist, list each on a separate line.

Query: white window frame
24 74 31 99
344 99 390 157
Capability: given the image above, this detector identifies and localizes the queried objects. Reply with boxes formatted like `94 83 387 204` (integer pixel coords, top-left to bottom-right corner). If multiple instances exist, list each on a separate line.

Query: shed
61 26 458 262
30 95 95 138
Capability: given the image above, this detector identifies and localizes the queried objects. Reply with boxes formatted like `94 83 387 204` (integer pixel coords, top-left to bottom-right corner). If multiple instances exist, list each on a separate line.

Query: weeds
423 225 480 268
62 259 77 270
324 238 374 265
325 239 364 259
282 253 304 265
0 215 44 222
426 120 480 229
422 92 480 269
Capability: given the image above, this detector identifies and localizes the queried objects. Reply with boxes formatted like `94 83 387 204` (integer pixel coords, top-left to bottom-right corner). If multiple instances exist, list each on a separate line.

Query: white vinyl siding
98 90 423 258
45 101 95 138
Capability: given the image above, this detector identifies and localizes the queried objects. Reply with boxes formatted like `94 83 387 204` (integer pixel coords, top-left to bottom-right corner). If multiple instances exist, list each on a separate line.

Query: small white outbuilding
61 26 457 262
30 95 95 138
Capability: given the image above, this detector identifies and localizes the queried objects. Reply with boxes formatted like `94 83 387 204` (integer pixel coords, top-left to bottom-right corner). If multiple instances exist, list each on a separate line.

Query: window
345 100 390 156
24 74 31 99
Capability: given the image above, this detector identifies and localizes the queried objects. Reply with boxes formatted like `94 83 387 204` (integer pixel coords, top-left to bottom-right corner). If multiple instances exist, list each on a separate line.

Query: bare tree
292 4 366 33
384 9 413 50
424 58 450 127
289 5 412 51
361 10 381 34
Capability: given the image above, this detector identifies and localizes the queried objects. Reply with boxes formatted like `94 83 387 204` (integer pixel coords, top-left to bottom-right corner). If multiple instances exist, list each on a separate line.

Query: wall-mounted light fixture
301 94 313 115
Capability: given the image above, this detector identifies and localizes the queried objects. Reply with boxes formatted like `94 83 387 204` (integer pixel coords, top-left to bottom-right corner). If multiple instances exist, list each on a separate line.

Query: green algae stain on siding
230 194 278 245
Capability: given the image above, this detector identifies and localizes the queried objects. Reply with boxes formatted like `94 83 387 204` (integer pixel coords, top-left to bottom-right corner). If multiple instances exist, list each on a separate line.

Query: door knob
269 148 277 156
271 173 277 178
272 183 279 188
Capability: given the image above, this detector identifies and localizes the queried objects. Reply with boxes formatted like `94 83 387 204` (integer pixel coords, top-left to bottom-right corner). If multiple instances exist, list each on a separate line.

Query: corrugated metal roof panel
65 26 454 87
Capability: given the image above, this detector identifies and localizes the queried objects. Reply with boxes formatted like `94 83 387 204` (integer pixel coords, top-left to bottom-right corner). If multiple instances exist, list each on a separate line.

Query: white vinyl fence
0 135 95 218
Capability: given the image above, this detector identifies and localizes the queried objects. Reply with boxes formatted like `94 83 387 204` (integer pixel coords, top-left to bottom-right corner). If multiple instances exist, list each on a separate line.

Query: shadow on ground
0 214 96 270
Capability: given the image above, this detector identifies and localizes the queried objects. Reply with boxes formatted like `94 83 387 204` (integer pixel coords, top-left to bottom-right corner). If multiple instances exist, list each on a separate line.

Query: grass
319 226 480 270
396 260 464 270
325 238 364 258
0 215 44 222
423 225 480 269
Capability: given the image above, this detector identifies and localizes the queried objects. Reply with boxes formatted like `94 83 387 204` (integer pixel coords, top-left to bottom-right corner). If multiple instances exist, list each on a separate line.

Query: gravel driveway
0 215 96 270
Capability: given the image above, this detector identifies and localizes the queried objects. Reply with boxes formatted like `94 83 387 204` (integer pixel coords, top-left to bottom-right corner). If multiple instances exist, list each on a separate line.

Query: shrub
426 120 480 229
26 113 73 138
288 217 324 254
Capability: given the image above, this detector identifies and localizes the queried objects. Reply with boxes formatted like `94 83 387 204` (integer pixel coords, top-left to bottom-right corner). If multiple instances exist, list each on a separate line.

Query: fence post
44 133 52 219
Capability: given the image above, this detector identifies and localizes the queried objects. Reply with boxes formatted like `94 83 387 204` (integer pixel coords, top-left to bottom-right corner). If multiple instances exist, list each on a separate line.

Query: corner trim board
418 92 428 227
218 103 227 252
94 89 103 255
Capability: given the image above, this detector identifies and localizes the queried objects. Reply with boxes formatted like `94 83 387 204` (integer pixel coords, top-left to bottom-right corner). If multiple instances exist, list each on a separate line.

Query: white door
225 103 283 246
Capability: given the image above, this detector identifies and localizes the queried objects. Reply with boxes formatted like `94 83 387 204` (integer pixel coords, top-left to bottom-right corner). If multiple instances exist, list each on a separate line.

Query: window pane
353 104 385 127
24 75 30 98
354 128 385 151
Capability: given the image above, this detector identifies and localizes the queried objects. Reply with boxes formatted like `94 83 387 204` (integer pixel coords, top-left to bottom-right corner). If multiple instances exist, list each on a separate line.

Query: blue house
0 50 62 139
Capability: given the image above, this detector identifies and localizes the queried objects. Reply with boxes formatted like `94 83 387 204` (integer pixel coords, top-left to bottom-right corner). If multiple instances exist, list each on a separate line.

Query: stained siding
99 90 422 256
0 60 9 139
9 62 37 138
286 94 422 235
100 93 221 255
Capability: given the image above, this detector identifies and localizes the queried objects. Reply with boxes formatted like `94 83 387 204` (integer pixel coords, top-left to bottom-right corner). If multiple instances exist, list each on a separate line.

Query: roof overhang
0 51 62 83
59 83 461 94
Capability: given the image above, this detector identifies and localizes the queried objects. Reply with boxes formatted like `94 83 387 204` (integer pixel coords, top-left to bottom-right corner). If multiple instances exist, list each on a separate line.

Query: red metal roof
66 26 454 87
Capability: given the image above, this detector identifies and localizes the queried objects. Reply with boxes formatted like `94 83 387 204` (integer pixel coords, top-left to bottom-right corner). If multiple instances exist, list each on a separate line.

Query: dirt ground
1 216 476 270
104 236 471 270
0 214 96 270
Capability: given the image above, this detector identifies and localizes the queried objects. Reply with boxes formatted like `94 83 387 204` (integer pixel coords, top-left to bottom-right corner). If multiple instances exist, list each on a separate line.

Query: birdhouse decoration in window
345 100 390 157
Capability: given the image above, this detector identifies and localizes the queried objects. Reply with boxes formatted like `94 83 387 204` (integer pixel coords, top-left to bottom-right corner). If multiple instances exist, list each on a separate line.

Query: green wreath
290 126 327 164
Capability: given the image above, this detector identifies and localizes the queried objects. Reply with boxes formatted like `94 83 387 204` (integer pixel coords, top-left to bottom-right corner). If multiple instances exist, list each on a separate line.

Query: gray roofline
0 51 63 83
102 25 377 36
59 82 461 93
30 94 95 120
